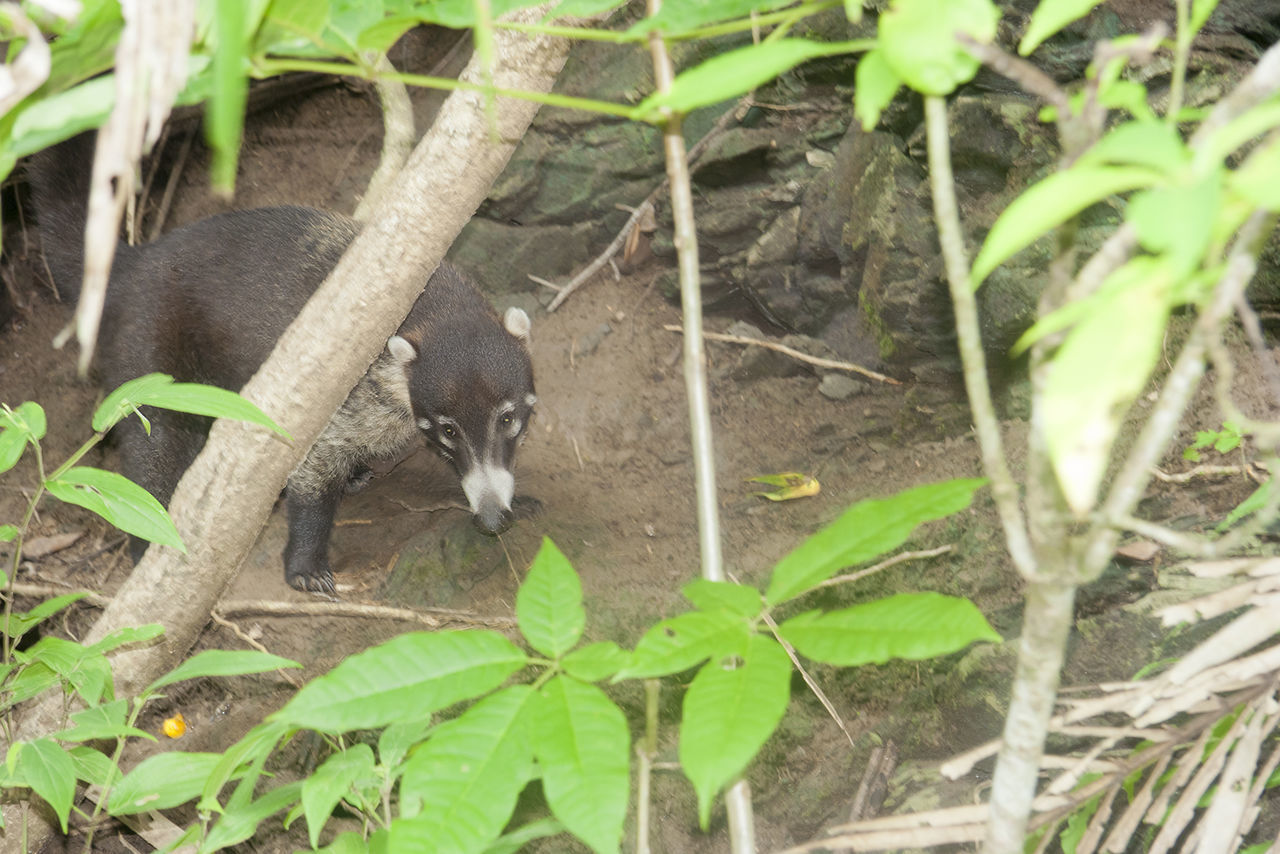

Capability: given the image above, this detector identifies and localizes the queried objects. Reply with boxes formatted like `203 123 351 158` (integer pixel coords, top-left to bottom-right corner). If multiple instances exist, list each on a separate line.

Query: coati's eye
442 425 456 438
500 414 512 427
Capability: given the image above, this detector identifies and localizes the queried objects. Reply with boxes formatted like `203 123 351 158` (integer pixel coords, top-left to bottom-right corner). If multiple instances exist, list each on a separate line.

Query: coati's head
388 275 535 536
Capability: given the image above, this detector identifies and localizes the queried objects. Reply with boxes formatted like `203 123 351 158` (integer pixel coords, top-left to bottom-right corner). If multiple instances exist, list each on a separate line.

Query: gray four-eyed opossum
28 133 537 593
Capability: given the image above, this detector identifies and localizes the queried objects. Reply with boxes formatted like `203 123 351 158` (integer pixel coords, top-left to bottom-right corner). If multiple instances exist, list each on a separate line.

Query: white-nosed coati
28 133 537 593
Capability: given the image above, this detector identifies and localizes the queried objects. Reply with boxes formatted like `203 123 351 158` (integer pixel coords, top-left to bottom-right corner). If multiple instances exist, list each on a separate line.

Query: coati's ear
387 335 418 364
503 307 531 343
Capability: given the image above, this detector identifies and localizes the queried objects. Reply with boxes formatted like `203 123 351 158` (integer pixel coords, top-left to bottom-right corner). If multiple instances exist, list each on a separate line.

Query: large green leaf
679 635 790 829
481 818 566 854
682 579 762 617
533 676 629 854
1078 120 1190 175
562 642 628 683
1019 0 1102 55
971 166 1161 286
395 686 535 853
67 746 120 789
616 611 751 679
626 0 794 35
1126 173 1221 275
0 402 45 474
55 700 152 744
44 466 185 551
765 478 986 606
633 39 866 122
273 631 527 732
516 538 585 659
878 0 1000 96
109 752 225 815
203 781 304 850
4 592 90 641
16 738 76 832
146 649 300 694
92 373 287 436
302 744 376 850
1043 258 1171 514
779 593 1001 666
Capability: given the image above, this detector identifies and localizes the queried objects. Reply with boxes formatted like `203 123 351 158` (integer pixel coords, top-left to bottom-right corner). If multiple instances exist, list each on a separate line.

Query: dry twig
663 325 899 385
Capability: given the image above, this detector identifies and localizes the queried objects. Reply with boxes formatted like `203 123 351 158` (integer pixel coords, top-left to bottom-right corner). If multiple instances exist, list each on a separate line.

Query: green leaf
378 716 435 771
765 478 986 606
197 720 289 811
878 0 1000 96
395 686 535 852
633 39 866 122
273 631 527 732
5 592 90 641
1191 0 1220 32
302 743 376 849
110 752 229 815
1230 138 1280 211
55 699 153 743
1217 477 1275 533
617 611 752 679
779 593 1001 666
203 780 304 850
67 746 120 789
16 636 112 705
4 661 59 705
1078 120 1189 175
44 466 185 552
626 0 793 35
562 642 628 683
516 538 585 659
145 649 299 694
0 402 45 474
1127 173 1221 275
534 676 628 854
92 373 287 437
682 579 762 617
854 48 901 131
971 166 1161 286
87 623 165 654
1044 258 1171 514
679 635 790 829
1019 0 1102 55
0 428 26 475
16 739 76 831
0 524 16 542
481 818 566 854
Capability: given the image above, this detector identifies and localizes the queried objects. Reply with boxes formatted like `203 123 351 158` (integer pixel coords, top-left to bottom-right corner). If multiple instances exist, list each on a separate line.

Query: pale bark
2 7 566 849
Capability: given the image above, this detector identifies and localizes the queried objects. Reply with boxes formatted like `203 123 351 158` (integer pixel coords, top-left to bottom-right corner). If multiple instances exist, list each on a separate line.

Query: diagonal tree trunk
3 7 567 849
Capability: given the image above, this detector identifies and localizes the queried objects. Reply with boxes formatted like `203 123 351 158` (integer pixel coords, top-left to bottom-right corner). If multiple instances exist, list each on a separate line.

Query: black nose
473 506 514 536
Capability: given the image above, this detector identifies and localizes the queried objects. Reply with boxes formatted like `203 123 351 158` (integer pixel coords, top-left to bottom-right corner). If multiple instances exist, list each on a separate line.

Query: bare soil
0 53 1270 853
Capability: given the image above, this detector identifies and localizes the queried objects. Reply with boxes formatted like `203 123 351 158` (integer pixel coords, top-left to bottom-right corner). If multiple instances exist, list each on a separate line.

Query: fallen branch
216 598 516 629
663 324 900 385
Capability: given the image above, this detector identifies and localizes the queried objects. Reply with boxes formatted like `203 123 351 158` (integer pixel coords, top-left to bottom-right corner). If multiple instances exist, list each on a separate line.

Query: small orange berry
162 713 186 738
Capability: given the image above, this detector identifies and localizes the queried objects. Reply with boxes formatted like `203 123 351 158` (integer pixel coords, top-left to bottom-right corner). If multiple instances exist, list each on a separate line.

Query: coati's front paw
344 466 375 495
512 494 544 520
286 561 336 594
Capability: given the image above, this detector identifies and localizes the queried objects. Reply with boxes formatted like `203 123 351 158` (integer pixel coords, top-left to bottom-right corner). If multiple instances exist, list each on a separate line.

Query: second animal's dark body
29 136 536 592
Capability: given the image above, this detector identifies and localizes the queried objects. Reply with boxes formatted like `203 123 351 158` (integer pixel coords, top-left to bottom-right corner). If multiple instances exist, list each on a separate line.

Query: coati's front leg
283 480 343 593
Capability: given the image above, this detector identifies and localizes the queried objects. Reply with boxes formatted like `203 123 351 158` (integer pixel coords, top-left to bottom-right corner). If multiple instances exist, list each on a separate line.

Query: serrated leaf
517 538 585 659
878 0 1000 96
273 631 527 733
395 686 535 852
562 642 628 683
146 649 299 694
534 677 628 854
765 478 986 606
1019 0 1102 55
854 48 901 131
302 744 376 849
779 593 1001 666
44 466 185 552
92 373 287 437
1044 259 1170 514
971 166 1160 286
15 739 76 831
633 39 865 122
679 635 790 829
617 611 752 680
